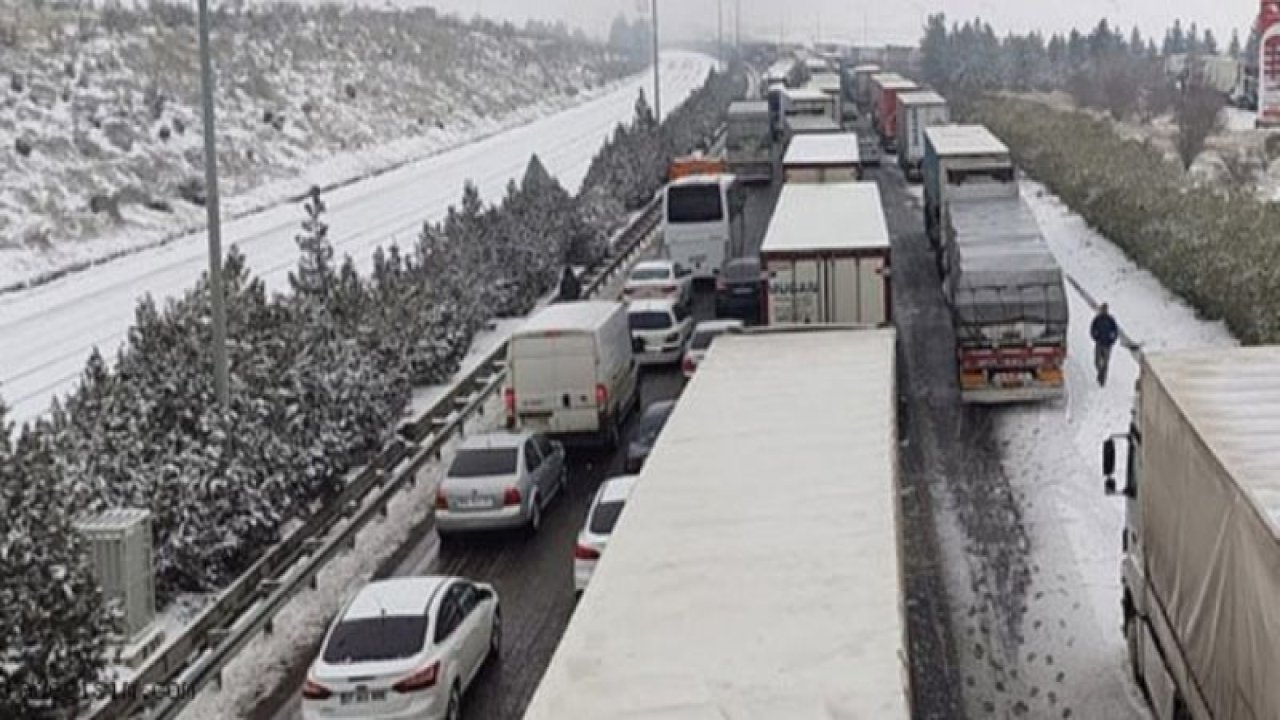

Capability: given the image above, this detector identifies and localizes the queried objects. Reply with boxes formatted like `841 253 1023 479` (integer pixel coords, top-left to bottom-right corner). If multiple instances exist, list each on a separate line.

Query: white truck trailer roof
761 182 889 255
1149 347 1280 528
784 87 831 104
522 327 907 719
926 124 1008 157
783 133 861 166
898 89 947 107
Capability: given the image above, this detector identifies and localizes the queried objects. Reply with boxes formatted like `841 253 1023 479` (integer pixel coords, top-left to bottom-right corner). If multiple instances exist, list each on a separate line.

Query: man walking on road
1091 303 1120 387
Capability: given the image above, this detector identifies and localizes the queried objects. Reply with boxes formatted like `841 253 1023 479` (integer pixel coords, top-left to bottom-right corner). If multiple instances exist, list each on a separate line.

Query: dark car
715 257 764 324
625 400 677 473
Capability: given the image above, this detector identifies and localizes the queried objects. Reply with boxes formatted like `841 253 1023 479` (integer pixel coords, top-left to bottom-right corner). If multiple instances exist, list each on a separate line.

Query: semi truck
524 327 910 719
760 182 891 326
851 63 882 113
871 74 918 151
922 124 1015 243
1102 347 1280 720
896 90 949 180
782 133 862 183
924 125 1067 403
726 100 774 183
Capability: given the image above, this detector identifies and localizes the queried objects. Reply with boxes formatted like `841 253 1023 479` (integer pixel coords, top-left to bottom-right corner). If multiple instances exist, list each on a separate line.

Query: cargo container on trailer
1103 347 1280 720
896 90 949 180
523 326 909 720
782 132 862 182
873 76 919 151
726 100 774 183
760 182 891 326
922 124 1014 244
851 63 882 111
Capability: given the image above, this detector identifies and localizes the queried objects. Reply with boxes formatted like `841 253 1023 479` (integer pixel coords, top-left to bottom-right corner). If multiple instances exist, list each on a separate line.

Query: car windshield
630 267 671 282
690 326 738 351
629 311 673 330
667 184 723 223
448 447 517 477
589 500 627 535
724 260 760 282
322 616 427 664
635 405 673 444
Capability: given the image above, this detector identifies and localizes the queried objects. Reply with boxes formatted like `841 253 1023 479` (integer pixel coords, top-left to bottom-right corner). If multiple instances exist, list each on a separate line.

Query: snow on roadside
176 396 501 720
971 180 1236 719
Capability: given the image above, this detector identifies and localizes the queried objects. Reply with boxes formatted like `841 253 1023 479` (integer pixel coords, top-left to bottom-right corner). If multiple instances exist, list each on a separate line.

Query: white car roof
459 431 528 450
597 474 640 505
628 298 679 313
693 319 744 334
630 260 674 273
343 577 450 620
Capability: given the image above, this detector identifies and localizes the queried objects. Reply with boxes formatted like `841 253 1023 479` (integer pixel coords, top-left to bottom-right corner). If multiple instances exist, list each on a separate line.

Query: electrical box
75 508 155 642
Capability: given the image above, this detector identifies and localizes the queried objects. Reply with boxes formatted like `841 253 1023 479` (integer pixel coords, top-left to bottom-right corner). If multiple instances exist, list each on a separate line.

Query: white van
662 174 744 281
505 301 639 448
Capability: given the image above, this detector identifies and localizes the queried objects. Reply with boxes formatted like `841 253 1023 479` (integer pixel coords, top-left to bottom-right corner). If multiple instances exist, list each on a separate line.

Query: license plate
455 495 495 510
340 688 386 704
994 372 1025 387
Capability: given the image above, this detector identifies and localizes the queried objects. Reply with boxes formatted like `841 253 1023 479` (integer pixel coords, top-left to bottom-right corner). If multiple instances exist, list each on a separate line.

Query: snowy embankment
0 51 714 426
969 179 1234 718
0 3 636 291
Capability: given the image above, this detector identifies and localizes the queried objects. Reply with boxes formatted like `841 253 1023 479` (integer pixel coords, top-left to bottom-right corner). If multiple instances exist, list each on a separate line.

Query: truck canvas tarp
783 132 861 183
896 90 949 180
522 327 909 719
941 196 1068 403
1119 348 1280 720
726 101 773 183
760 182 891 326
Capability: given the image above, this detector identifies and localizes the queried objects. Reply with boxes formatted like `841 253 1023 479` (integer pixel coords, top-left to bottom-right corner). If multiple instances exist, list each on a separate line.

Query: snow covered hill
0 2 637 289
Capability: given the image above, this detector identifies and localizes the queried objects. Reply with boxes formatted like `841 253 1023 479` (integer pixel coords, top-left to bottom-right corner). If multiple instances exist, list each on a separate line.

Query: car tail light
682 355 697 374
392 661 440 693
504 387 515 417
434 487 448 510
302 678 332 700
661 284 677 294
503 487 522 506
715 277 726 292
595 383 608 407
574 543 601 560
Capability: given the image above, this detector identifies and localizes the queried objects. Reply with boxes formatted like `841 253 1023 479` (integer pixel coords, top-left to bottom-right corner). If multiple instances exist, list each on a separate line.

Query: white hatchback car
574 474 640 594
621 259 693 307
681 319 745 378
302 576 500 720
627 298 693 366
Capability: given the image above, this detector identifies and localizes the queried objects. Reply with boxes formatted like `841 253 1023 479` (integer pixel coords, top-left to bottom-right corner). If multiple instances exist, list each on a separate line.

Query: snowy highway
0 52 714 425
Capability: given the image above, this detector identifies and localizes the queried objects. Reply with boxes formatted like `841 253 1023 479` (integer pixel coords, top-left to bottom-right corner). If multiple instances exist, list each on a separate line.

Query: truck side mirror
1102 438 1117 495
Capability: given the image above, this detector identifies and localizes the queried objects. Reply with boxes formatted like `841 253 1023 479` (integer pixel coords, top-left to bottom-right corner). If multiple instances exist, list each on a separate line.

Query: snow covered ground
0 51 712 426
957 180 1236 718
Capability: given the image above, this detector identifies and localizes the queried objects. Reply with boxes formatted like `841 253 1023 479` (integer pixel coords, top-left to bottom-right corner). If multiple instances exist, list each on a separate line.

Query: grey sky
419 0 1258 48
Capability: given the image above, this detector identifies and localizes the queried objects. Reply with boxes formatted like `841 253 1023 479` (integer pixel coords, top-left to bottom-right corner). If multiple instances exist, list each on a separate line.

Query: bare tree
1174 79 1225 170
1099 57 1140 120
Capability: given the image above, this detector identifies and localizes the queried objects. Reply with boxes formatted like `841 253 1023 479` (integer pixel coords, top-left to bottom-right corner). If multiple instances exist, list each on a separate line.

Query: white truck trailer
760 182 891 326
896 90 949 180
726 100 774 183
924 125 1068 403
1103 347 1280 720
523 326 909 719
782 132 862 182
851 63 882 113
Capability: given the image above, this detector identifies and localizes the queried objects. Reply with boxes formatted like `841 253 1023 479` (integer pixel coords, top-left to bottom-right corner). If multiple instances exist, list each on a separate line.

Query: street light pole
196 0 229 407
651 0 661 119
717 0 723 70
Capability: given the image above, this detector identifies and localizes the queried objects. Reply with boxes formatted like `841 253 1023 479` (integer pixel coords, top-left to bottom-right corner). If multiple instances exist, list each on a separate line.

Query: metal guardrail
85 195 665 720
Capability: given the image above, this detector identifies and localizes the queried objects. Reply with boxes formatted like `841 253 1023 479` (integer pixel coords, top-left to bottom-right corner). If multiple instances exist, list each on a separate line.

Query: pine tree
1130 27 1144 56
0 416 115 718
1229 29 1242 58
1187 22 1201 54
289 186 335 304
1203 29 1218 55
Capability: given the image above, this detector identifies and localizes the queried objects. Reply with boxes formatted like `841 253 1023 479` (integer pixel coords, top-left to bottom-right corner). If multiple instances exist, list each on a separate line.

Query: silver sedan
435 430 567 536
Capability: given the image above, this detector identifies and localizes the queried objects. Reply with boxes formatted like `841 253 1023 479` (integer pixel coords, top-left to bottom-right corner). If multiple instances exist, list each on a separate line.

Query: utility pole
717 0 723 70
735 0 741 52
197 0 229 407
651 0 661 119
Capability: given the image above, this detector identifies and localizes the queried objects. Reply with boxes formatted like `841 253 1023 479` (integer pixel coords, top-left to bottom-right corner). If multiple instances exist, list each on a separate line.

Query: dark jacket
1091 312 1119 347
558 268 581 302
